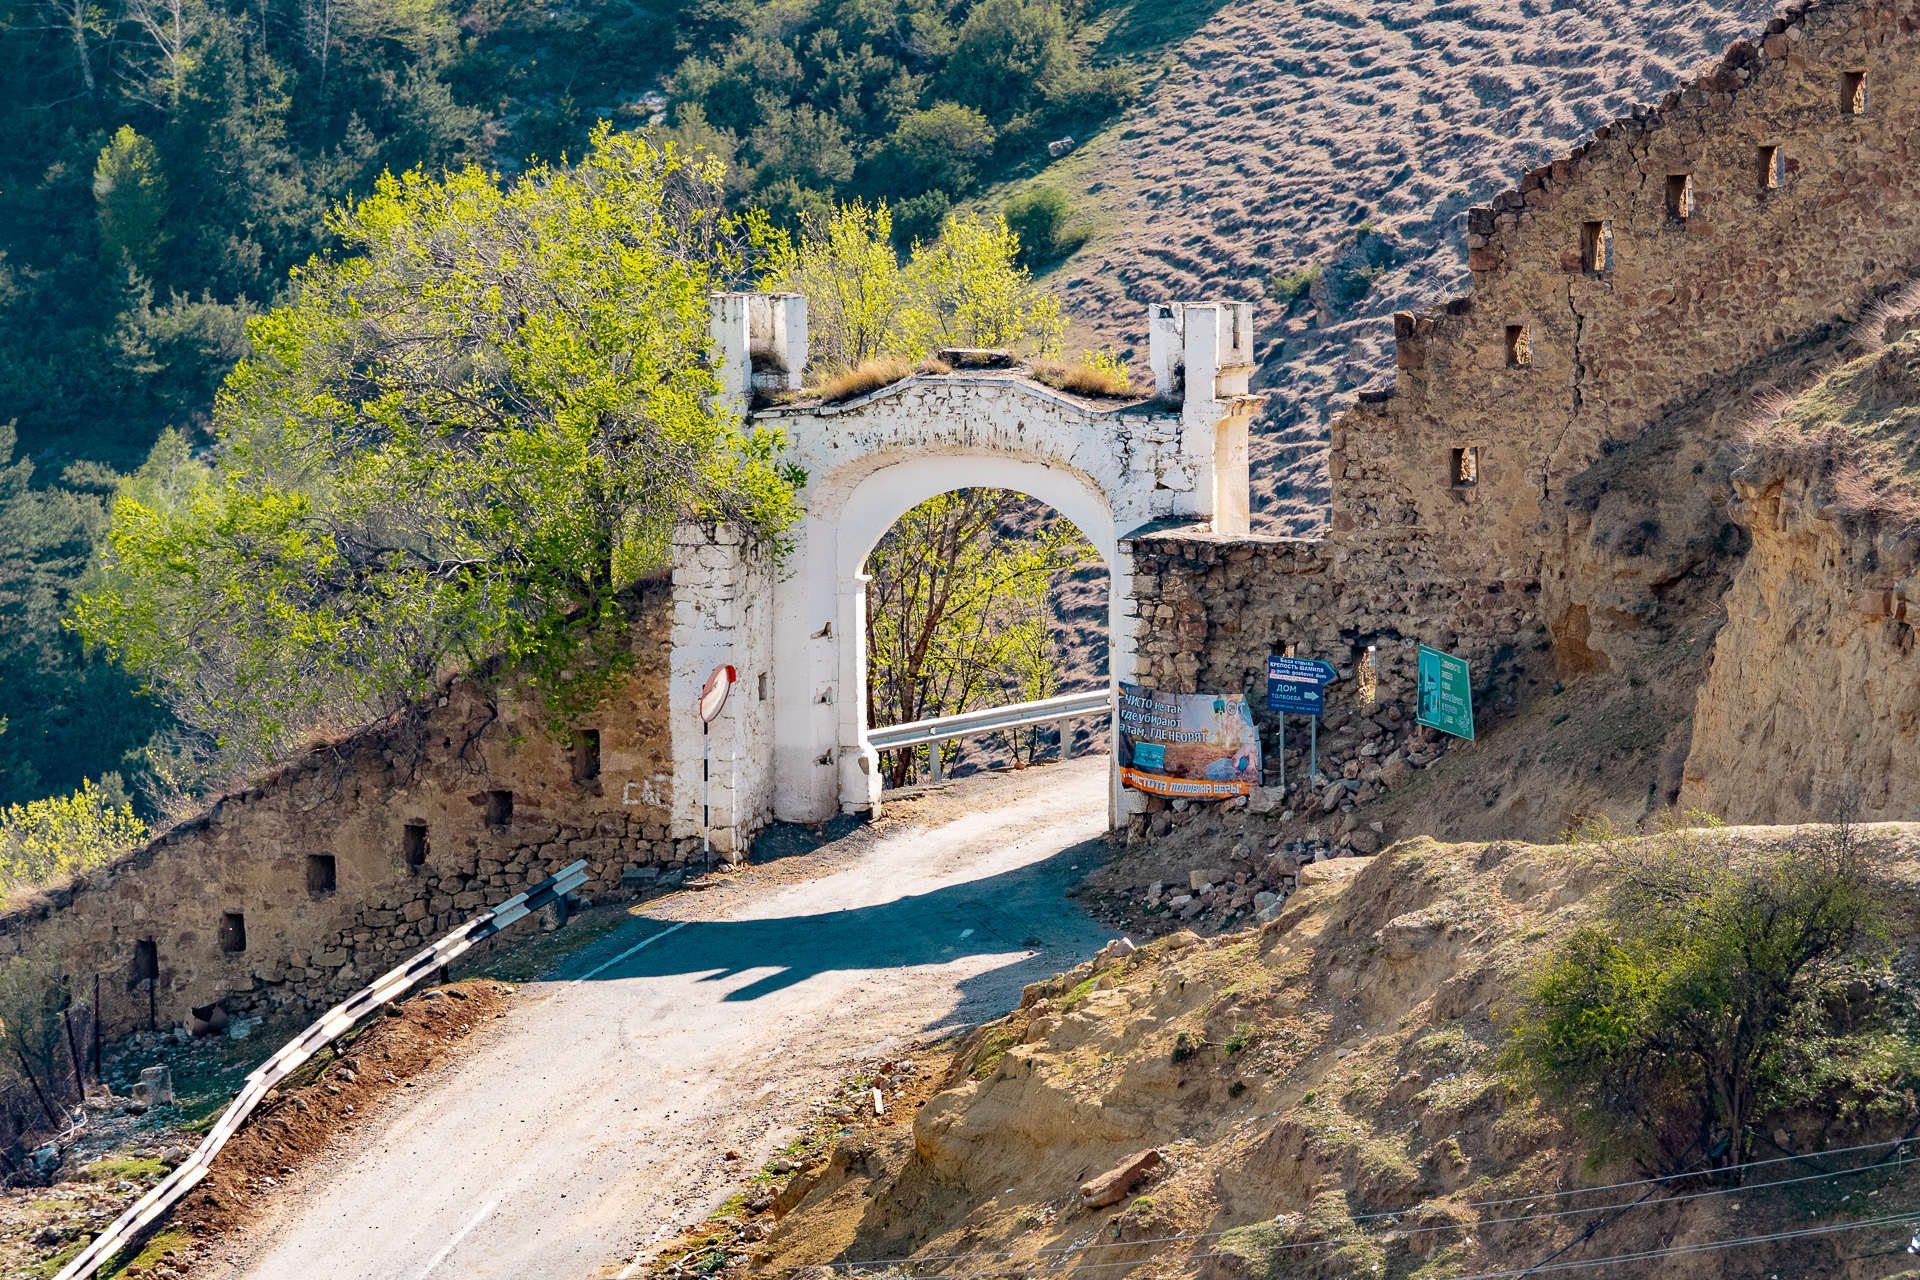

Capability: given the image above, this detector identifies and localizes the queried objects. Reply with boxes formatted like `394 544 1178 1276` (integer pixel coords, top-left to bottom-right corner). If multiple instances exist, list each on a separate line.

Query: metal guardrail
57 859 591 1280
867 689 1110 752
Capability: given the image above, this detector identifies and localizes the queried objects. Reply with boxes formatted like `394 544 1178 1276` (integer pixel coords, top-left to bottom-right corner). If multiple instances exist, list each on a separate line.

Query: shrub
1501 822 1903 1174
888 103 996 194
1269 263 1321 306
813 356 917 403
1004 185 1088 267
1031 348 1134 398
892 190 952 251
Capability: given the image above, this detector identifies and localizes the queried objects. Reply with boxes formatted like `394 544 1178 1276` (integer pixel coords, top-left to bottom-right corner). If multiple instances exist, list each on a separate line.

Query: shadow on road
552 836 1114 1029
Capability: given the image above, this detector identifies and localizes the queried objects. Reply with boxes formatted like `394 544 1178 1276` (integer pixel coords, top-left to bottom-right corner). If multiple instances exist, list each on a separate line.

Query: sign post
1415 645 1475 740
1266 656 1338 796
697 665 736 871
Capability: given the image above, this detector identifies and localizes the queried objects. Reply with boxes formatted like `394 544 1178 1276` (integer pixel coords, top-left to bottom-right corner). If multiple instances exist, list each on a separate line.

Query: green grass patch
970 1029 1020 1080
98 1227 194 1279
74 1157 168 1183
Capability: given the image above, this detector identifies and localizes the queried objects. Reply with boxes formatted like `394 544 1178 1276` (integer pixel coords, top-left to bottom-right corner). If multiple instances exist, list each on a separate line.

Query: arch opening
861 485 1111 789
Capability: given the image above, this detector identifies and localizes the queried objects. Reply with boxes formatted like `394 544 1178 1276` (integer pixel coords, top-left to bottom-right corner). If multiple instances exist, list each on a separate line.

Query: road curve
211 756 1115 1280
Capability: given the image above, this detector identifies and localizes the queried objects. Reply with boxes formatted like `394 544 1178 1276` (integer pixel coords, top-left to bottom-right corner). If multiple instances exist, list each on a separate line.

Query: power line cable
819 1211 1920 1280
816 1137 1915 1272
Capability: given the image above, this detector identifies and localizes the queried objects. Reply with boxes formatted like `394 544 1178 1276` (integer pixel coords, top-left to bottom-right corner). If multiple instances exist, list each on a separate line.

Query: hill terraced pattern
1044 0 1777 532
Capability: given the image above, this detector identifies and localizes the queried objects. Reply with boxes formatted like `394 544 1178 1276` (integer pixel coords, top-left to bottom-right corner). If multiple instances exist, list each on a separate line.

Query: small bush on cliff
1501 822 1914 1175
0 778 145 893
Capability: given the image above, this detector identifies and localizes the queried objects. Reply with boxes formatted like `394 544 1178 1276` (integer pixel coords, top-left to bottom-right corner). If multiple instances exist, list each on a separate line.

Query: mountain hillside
1017 0 1778 532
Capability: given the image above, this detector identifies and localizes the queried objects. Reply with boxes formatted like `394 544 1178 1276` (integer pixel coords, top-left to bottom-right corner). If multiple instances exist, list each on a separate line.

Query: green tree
756 198 907 371
77 128 805 801
900 210 1064 353
93 127 169 269
941 0 1070 130
1002 184 1085 267
885 102 994 194
1502 822 1900 1174
865 488 1090 786
0 777 146 892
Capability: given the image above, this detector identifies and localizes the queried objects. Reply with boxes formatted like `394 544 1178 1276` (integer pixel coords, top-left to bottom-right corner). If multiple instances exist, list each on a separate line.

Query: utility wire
817 1137 1914 1272
823 1211 1920 1280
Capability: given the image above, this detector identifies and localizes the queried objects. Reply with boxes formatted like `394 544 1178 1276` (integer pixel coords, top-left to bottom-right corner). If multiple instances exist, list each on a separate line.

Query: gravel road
207 756 1115 1280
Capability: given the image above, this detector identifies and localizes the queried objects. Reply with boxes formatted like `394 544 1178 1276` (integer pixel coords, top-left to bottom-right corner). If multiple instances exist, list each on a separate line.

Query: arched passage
667 292 1264 848
841 459 1116 794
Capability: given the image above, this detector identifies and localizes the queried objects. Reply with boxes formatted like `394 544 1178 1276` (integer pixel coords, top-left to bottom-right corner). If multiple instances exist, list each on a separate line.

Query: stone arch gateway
670 293 1266 844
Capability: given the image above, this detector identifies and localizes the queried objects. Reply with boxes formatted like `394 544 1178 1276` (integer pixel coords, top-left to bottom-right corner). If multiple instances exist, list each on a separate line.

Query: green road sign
1416 644 1475 740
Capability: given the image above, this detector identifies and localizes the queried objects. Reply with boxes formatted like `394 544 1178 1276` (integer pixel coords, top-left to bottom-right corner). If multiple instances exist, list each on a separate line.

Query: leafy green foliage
1003 185 1087 267
1501 823 1908 1174
1268 262 1321 306
0 424 168 809
864 488 1090 786
757 201 1064 371
668 0 1134 222
76 131 806 806
93 128 170 270
0 779 146 892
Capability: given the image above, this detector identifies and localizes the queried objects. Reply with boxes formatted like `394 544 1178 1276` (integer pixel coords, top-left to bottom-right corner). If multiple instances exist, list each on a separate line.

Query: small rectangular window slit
574 729 601 782
403 822 428 867
485 790 513 826
219 912 247 954
1758 145 1781 190
1665 173 1693 220
758 672 768 701
1505 325 1531 367
1843 71 1868 116
307 853 336 893
1580 220 1612 272
133 939 158 984
1451 447 1479 487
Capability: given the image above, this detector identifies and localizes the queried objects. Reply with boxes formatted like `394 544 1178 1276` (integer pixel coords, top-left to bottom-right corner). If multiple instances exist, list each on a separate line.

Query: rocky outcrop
1682 463 1920 823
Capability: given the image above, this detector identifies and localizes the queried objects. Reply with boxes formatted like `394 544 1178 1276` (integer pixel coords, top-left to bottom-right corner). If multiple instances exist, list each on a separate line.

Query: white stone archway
668 293 1265 847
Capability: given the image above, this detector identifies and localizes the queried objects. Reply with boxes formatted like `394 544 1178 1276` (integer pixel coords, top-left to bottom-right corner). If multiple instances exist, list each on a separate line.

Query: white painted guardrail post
55 860 591 1280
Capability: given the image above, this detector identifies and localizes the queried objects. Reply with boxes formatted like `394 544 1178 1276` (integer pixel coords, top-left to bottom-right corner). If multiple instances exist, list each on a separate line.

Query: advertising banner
1116 683 1261 797
1416 644 1475 740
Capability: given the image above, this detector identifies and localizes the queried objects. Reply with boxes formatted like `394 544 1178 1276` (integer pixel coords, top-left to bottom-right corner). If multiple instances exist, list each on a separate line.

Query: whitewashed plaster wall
686 292 1265 833
668 523 775 856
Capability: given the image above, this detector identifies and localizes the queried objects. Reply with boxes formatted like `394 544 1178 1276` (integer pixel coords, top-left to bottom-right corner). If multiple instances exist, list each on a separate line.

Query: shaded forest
0 0 1133 810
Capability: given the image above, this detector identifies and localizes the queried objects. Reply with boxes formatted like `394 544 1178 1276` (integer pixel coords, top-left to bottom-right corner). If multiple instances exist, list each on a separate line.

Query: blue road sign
1267 656 1338 716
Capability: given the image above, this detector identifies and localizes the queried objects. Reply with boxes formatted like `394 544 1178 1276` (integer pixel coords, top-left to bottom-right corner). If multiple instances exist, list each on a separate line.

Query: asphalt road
214 756 1115 1280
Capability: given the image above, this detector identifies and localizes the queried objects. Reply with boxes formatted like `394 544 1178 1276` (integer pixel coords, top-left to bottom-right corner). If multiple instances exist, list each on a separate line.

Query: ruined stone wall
1122 527 1550 842
1125 0 1920 834
1340 0 1920 581
0 582 697 1041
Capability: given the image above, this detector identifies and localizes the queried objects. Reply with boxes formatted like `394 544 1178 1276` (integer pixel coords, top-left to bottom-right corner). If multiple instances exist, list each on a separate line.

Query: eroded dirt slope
749 828 1920 1280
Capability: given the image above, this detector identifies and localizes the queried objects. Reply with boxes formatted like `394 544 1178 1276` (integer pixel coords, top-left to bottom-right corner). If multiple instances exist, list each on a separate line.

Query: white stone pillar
837 571 881 814
710 294 751 416
1146 303 1184 397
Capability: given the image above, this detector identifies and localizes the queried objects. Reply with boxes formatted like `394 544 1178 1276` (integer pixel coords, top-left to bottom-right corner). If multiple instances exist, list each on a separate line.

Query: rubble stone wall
0 582 690 1040
1362 0 1920 580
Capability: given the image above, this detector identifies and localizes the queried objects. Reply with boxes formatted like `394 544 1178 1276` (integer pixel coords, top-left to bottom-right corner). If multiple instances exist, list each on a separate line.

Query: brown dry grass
1030 358 1139 399
812 357 916 404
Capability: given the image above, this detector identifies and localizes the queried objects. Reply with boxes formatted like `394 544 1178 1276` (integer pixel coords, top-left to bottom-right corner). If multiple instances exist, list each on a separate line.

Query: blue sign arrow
1266 656 1337 716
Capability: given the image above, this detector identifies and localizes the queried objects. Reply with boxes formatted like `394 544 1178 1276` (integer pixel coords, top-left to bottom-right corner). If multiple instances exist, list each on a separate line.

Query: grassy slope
980 0 1776 534
752 829 1920 1280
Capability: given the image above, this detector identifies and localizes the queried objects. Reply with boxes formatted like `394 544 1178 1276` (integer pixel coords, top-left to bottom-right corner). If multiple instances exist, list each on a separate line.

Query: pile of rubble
1137 699 1450 856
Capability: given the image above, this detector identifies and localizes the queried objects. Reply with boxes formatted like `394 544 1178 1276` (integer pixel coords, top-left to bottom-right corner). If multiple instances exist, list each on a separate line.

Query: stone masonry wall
0 582 695 1041
1127 0 1920 836
1122 527 1549 844
1367 0 1920 574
